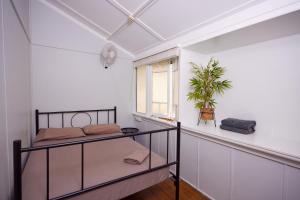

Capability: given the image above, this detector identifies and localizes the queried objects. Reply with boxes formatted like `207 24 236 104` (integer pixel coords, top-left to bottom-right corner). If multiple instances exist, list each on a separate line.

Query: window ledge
132 113 300 168
133 112 177 127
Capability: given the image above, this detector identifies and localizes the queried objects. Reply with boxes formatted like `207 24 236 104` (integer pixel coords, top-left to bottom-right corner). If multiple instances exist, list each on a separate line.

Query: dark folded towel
220 125 255 134
221 118 256 131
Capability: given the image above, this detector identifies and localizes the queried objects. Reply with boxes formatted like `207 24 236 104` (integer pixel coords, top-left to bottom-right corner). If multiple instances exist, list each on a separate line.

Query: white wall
0 0 9 198
0 0 31 198
179 50 209 125
30 0 134 129
180 33 300 143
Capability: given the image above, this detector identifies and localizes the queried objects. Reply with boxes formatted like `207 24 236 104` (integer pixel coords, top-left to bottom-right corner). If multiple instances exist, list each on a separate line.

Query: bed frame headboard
35 106 117 135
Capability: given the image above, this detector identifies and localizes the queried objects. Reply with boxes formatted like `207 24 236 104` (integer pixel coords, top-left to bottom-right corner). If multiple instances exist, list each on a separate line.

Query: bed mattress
22 134 169 200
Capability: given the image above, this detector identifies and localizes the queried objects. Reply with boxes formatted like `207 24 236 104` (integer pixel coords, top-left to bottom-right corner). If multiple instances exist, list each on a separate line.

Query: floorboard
122 179 209 200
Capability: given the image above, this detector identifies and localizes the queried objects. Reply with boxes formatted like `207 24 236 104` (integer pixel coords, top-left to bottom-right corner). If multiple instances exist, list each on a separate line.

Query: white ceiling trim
106 0 131 16
132 0 158 18
106 0 165 42
133 0 264 54
43 0 273 55
164 0 263 41
135 0 300 59
135 19 165 41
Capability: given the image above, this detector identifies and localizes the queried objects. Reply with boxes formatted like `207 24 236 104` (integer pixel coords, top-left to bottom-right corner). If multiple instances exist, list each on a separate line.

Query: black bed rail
35 106 117 135
13 122 181 200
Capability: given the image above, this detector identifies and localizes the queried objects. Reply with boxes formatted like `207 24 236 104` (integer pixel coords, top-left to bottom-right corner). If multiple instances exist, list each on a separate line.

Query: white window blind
133 48 180 67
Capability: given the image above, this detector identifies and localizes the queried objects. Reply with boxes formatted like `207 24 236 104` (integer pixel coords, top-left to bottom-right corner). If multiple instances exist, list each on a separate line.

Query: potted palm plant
187 58 232 125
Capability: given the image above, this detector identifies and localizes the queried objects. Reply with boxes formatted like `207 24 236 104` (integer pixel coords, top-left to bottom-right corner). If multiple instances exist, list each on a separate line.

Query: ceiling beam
106 0 165 41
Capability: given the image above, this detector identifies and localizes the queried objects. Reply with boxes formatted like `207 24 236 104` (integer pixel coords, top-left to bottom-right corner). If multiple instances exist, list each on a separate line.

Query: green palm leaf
187 58 232 109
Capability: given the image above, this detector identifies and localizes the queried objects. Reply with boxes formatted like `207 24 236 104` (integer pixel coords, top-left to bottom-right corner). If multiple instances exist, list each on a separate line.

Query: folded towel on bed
220 124 255 134
124 149 149 165
221 118 256 131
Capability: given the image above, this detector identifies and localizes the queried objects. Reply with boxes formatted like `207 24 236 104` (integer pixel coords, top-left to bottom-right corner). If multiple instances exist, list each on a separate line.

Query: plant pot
200 108 215 120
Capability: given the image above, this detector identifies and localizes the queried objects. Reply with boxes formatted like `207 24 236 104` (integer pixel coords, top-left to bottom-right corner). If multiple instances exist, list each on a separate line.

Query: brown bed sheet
22 133 169 200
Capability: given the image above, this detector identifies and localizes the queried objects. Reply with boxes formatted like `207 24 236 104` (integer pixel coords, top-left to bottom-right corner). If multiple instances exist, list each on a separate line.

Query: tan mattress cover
22 134 169 200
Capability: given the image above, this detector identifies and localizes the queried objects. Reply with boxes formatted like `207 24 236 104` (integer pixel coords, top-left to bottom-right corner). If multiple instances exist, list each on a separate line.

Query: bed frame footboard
13 108 181 200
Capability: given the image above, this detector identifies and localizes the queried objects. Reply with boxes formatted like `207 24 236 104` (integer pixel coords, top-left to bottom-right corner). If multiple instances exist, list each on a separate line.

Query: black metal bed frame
13 107 181 200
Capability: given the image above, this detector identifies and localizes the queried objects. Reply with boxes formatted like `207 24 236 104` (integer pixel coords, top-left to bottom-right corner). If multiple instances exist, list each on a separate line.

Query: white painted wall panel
198 138 231 200
0 0 31 198
231 150 283 200
180 132 198 187
31 45 134 128
285 166 300 200
0 0 9 198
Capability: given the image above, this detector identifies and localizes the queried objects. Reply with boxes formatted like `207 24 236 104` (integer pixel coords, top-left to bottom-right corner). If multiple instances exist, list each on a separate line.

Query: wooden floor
122 180 209 200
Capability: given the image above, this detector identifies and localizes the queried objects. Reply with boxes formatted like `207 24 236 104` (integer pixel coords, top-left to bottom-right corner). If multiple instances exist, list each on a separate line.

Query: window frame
135 57 179 120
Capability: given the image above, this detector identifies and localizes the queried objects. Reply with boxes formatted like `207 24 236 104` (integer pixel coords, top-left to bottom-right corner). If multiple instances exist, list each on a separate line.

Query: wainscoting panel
231 150 284 200
285 165 300 200
180 132 199 187
198 138 231 200
134 118 300 200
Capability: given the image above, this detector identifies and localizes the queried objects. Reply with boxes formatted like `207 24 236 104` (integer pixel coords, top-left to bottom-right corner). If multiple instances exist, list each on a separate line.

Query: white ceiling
187 10 300 54
49 0 265 54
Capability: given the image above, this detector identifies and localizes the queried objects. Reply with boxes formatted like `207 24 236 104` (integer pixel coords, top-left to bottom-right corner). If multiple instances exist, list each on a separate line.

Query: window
135 58 179 120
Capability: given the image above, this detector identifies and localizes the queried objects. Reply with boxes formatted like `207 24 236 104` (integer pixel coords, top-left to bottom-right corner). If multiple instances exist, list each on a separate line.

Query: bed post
175 122 181 200
35 109 39 135
13 140 22 200
114 106 117 123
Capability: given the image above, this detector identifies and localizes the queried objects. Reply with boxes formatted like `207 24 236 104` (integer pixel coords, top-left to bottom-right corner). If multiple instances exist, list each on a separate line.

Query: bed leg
175 122 181 200
13 140 22 200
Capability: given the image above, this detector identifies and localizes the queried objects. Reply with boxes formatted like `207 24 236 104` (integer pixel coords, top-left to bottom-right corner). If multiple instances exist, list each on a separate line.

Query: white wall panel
180 132 198 187
0 0 9 198
285 166 300 200
31 45 134 128
198 138 231 200
231 150 284 200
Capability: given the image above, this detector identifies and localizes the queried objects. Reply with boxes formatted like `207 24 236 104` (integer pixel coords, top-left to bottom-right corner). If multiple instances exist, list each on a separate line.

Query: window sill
132 113 177 127
132 113 300 167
